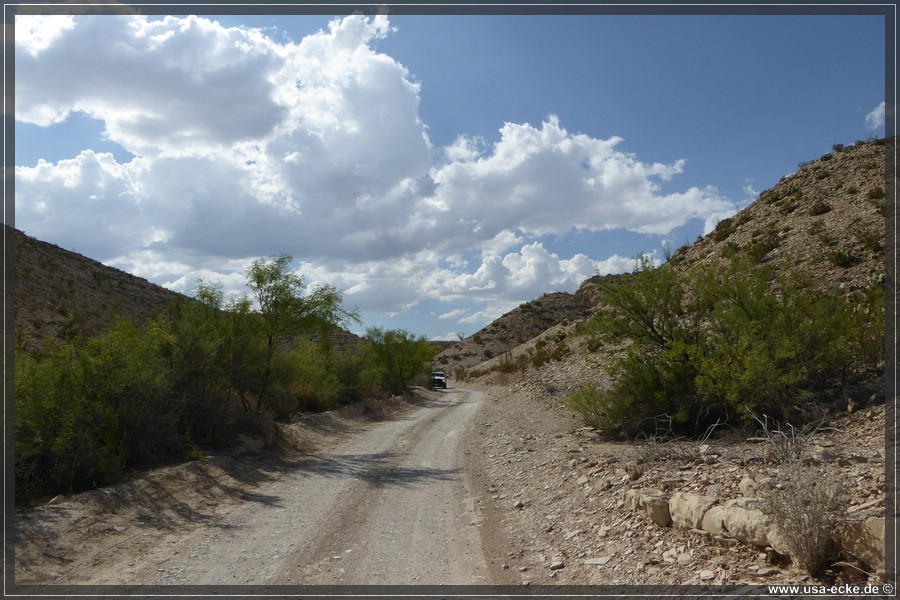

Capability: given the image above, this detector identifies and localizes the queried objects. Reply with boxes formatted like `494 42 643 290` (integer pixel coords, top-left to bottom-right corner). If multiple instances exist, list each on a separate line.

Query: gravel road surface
19 388 494 586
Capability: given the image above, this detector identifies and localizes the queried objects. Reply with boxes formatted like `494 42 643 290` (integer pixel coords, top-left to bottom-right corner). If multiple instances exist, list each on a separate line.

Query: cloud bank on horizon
13 13 885 338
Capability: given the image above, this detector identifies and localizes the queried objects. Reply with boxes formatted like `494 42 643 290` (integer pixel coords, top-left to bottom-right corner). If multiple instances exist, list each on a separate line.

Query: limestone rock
840 517 885 573
624 488 643 511
669 492 718 530
700 498 775 549
641 490 672 528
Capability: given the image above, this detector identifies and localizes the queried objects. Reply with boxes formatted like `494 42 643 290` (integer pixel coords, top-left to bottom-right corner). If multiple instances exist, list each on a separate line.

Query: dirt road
15 388 499 587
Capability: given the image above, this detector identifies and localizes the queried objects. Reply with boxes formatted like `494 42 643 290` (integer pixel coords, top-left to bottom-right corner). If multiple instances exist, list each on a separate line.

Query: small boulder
642 490 672 528
669 492 718 530
839 517 885 574
624 488 644 511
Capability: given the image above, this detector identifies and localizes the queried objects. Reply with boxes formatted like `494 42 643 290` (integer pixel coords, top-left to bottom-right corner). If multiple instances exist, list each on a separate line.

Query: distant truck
431 371 448 389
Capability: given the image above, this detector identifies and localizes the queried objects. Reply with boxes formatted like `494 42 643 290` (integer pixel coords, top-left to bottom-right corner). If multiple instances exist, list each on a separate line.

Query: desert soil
14 375 887 590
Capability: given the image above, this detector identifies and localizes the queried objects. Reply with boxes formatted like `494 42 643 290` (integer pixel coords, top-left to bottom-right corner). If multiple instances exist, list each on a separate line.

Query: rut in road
100 388 492 586
284 388 489 585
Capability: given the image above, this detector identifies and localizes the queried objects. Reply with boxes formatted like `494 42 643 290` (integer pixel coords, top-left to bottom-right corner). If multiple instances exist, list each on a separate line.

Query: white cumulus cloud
866 101 885 131
14 13 736 334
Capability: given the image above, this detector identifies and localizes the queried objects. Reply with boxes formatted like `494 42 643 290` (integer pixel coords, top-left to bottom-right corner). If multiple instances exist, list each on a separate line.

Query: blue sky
13 8 888 340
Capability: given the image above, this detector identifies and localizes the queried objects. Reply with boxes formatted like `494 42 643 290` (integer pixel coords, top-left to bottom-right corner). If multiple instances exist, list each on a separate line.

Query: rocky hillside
584 139 886 301
11 228 365 353
435 291 593 375
449 139 886 384
459 139 888 586
12 227 186 352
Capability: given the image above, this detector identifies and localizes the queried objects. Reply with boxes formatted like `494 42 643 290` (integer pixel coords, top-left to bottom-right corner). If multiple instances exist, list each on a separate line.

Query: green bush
16 338 127 501
15 253 368 504
746 228 780 262
809 200 831 216
565 381 618 434
712 217 736 242
569 254 883 436
867 187 885 200
829 247 857 268
365 327 439 395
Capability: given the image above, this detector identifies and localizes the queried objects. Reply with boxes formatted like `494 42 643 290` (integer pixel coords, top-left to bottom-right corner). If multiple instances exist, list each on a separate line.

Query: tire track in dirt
20 389 495 587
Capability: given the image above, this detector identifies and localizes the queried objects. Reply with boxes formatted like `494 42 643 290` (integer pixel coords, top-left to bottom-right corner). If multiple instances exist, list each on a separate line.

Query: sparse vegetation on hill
454 138 886 437
566 140 886 438
435 291 592 376
13 228 185 351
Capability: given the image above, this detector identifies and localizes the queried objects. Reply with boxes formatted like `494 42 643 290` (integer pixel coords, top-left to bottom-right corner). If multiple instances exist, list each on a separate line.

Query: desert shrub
778 201 798 215
365 327 439 395
565 381 619 434
494 351 530 374
829 247 857 268
844 281 886 376
807 220 825 236
531 346 551 368
84 317 184 466
694 263 861 420
570 254 882 435
808 200 831 216
760 460 847 576
273 341 343 414
867 186 885 200
854 227 883 254
16 339 127 502
746 228 780 262
165 296 239 446
712 217 736 242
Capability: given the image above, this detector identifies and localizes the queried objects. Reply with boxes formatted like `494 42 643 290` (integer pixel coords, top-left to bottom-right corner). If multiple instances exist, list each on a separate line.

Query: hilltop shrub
867 187 885 200
712 217 736 242
746 228 780 262
829 247 857 268
808 200 831 216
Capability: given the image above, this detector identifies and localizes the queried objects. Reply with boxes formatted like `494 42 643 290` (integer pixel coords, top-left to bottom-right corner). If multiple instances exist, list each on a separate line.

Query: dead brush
633 413 726 465
746 408 830 464
759 460 849 577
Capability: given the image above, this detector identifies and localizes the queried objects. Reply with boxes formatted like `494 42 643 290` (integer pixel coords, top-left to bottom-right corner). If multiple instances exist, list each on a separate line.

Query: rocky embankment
463 360 887 587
